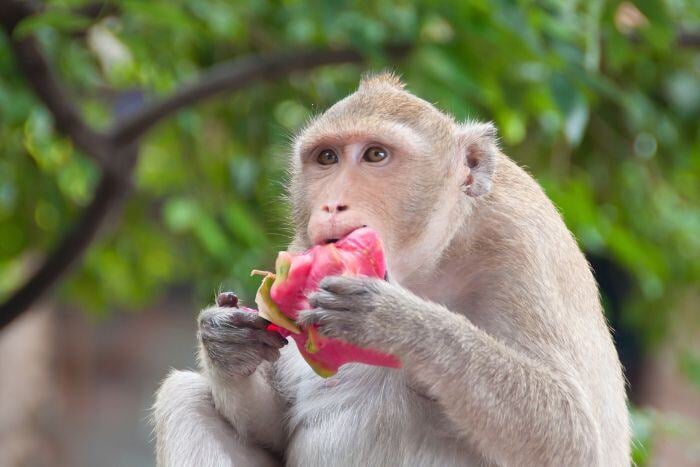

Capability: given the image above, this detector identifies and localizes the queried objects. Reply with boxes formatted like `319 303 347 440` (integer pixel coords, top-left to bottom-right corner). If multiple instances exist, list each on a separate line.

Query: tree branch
0 156 134 330
677 30 700 48
0 0 112 168
108 44 410 145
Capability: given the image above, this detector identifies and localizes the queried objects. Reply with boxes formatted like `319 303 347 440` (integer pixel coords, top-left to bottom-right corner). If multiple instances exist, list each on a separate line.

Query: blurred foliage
0 0 698 342
631 406 700 464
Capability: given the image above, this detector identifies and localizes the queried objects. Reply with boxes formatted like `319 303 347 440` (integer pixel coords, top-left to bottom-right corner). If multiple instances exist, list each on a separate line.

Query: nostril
322 203 349 214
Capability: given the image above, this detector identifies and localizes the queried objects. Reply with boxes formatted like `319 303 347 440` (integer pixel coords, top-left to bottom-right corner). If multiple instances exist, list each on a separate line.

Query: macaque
154 73 630 466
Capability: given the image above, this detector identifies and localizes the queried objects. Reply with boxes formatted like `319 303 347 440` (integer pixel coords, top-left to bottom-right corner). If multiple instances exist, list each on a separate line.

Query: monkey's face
287 78 500 283
291 119 465 283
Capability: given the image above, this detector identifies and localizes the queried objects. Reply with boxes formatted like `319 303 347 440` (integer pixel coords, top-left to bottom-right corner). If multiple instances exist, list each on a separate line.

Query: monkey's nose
321 202 349 214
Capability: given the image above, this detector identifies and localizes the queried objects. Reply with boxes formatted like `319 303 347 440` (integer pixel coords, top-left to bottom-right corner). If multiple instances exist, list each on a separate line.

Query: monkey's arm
300 276 602 466
200 360 288 452
153 369 282 467
153 302 289 466
195 302 289 453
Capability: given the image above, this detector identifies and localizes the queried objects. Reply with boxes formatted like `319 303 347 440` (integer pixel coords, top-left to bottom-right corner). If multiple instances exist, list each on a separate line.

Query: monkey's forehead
324 86 450 126
295 89 455 155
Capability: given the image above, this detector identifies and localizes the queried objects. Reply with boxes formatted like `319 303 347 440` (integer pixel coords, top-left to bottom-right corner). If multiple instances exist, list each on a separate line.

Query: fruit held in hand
253 227 401 377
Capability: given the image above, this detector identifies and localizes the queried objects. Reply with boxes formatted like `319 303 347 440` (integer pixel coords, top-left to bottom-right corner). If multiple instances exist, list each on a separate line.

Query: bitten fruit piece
255 273 301 334
253 227 401 377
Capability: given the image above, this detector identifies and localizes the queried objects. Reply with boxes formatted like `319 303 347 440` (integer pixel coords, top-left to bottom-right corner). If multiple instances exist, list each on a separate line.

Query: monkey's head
290 73 498 282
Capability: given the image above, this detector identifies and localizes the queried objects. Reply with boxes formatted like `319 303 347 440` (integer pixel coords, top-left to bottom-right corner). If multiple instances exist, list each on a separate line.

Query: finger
227 310 269 330
319 276 368 295
216 292 239 307
308 290 350 311
255 329 288 348
260 345 281 363
297 308 327 328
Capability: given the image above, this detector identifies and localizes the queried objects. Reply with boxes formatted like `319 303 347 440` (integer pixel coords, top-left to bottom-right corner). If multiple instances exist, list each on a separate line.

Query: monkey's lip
317 224 368 245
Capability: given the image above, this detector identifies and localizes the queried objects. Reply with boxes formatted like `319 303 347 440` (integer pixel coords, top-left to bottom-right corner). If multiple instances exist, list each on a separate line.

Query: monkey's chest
283 365 485 467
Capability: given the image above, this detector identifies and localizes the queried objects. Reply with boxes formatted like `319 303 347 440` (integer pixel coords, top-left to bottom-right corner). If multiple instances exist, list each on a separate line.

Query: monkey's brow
297 124 423 157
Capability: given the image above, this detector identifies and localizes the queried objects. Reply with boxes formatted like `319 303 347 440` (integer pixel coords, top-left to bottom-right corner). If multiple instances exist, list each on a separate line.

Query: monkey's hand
198 294 288 379
195 293 289 455
299 276 425 355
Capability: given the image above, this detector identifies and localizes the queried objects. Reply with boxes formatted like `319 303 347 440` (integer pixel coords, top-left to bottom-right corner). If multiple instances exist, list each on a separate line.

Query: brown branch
625 29 700 49
108 44 410 145
0 157 134 330
0 0 112 168
0 0 136 333
0 0 140 330
677 30 700 48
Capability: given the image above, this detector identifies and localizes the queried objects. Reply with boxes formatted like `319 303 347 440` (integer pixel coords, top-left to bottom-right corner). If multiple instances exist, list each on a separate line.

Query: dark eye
316 149 338 165
363 147 388 163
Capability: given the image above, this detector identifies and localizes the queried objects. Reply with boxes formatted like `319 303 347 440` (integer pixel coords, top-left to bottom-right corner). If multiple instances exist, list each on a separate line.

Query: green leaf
223 203 268 248
163 197 200 233
14 11 91 38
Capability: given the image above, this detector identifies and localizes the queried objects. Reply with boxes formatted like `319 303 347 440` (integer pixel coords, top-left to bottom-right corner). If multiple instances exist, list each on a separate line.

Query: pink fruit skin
269 228 400 375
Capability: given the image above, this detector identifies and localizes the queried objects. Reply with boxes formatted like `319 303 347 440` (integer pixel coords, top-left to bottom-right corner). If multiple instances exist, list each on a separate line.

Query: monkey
153 73 630 466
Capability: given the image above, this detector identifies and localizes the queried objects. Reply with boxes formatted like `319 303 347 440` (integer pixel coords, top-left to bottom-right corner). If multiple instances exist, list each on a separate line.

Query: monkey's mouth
321 225 368 245
316 225 390 281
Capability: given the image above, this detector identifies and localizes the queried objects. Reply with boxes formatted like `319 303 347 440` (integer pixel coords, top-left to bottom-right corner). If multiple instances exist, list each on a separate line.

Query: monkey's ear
456 122 498 197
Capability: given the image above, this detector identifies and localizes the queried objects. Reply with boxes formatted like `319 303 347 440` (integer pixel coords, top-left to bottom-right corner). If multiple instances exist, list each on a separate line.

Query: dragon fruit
253 227 401 377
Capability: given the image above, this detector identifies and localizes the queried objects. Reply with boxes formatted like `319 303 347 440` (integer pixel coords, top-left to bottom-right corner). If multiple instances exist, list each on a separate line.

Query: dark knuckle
312 310 326 322
315 291 333 304
228 310 246 324
300 309 316 321
216 291 238 307
308 293 320 307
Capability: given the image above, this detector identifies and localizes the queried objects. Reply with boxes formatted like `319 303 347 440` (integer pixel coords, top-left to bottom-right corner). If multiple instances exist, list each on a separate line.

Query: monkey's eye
316 149 338 165
363 147 388 163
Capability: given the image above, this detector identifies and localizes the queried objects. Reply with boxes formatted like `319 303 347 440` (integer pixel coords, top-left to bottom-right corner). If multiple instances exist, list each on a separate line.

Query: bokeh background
1 0 699 466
